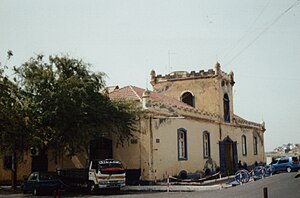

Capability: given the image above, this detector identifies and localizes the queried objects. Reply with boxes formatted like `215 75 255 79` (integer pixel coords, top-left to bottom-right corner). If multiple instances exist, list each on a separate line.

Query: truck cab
88 159 126 190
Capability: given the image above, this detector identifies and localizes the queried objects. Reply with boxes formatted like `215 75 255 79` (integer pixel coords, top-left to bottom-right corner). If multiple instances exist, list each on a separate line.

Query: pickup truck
57 159 126 193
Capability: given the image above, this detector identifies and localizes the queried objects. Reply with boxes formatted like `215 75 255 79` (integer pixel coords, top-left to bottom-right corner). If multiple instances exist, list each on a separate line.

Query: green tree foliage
0 58 30 154
11 55 138 156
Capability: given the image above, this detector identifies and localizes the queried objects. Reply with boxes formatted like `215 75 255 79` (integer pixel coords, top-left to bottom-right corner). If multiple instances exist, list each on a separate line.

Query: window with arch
181 92 195 107
253 136 258 155
203 131 210 159
178 128 187 160
242 135 247 156
223 93 230 123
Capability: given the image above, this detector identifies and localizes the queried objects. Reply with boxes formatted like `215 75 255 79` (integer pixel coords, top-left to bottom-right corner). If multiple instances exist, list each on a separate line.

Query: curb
123 184 231 192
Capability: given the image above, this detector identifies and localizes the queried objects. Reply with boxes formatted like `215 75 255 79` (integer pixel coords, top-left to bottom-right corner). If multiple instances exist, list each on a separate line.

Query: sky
0 0 300 152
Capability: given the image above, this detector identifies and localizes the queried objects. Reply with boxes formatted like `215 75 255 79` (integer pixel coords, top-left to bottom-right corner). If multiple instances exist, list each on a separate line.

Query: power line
221 0 271 61
224 0 300 66
238 73 300 82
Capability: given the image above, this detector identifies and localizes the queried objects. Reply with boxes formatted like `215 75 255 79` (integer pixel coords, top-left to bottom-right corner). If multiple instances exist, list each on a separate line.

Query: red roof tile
109 85 194 110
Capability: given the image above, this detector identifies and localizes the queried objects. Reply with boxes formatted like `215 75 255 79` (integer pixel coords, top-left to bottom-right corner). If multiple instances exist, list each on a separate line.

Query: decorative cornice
232 116 264 131
143 100 263 131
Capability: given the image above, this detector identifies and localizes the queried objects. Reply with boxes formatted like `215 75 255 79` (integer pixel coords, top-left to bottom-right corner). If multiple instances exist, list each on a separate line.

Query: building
0 63 266 184
110 63 266 182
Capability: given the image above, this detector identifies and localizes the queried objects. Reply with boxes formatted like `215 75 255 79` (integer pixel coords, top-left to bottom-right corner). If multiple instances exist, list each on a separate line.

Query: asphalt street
1 172 299 198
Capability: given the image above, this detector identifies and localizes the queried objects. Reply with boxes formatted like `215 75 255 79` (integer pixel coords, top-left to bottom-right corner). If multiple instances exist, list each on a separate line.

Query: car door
26 172 38 192
292 157 299 169
277 158 289 171
271 159 279 172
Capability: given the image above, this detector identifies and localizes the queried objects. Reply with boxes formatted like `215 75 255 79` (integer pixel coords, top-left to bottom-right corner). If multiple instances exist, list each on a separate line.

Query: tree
1 53 138 188
1 55 29 152
0 51 30 188
0 75 29 152
13 55 138 156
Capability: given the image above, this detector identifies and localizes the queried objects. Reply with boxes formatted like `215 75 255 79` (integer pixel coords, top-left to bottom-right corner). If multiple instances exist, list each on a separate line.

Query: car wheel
115 187 121 192
286 167 292 173
33 188 39 196
88 182 97 194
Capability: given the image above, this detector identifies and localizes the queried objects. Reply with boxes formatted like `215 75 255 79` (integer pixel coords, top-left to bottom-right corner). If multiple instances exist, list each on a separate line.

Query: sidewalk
124 184 226 192
0 175 235 193
0 186 21 194
123 175 234 192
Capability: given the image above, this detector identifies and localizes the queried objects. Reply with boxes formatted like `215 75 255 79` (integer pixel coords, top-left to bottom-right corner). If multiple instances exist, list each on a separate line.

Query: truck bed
57 168 89 182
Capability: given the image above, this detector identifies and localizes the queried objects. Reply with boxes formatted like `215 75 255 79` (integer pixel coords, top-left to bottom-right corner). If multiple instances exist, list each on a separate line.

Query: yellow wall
150 117 219 180
153 78 223 115
220 124 265 166
0 149 90 184
0 118 265 183
0 151 32 184
48 149 89 171
151 76 234 123
115 115 265 181
113 133 141 170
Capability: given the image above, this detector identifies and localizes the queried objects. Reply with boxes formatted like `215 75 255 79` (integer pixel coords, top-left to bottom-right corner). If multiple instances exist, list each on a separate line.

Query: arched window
253 136 258 155
242 135 247 156
178 128 187 160
203 131 210 159
223 93 230 123
181 92 195 107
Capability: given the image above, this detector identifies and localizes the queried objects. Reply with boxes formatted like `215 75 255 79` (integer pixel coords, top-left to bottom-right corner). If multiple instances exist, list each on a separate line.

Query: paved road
1 172 299 197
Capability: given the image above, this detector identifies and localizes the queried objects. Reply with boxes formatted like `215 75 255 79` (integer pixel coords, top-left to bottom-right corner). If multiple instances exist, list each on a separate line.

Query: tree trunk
11 151 17 189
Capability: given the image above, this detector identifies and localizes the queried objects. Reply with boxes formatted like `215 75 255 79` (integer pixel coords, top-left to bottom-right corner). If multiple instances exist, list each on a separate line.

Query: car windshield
97 160 125 174
98 160 123 169
271 159 279 164
39 172 57 180
99 163 123 170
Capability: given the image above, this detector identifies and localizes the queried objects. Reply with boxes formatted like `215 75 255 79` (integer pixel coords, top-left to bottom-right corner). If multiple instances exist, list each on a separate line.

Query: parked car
270 156 300 173
22 171 64 196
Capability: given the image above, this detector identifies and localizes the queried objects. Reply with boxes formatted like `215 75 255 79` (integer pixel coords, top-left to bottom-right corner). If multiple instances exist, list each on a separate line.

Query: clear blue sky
1 0 300 152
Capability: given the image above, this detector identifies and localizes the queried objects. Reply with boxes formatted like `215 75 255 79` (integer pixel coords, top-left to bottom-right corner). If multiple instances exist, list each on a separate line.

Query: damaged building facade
0 63 265 184
110 63 266 182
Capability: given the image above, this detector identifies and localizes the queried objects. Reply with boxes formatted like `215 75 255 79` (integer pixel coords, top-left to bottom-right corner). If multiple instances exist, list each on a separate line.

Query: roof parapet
150 68 216 85
150 63 234 86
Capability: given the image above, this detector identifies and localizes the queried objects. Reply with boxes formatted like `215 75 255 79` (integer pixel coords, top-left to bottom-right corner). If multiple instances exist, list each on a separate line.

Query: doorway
89 138 112 160
219 136 238 175
224 142 234 175
31 149 48 172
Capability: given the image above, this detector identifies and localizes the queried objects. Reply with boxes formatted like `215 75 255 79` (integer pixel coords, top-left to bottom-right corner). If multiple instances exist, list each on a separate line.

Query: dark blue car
22 171 64 195
271 156 300 173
